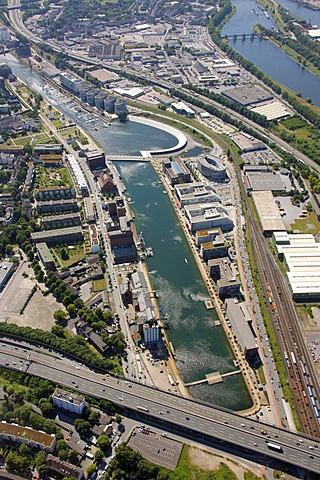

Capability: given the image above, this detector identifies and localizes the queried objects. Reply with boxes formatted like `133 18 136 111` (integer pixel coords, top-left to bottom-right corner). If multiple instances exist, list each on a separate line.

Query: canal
3 54 252 410
222 0 320 106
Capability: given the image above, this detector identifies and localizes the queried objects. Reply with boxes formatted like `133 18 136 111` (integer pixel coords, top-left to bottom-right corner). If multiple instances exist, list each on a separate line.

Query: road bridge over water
224 33 263 40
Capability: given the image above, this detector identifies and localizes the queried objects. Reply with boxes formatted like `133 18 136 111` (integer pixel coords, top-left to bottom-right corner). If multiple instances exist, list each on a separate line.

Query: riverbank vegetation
208 1 320 133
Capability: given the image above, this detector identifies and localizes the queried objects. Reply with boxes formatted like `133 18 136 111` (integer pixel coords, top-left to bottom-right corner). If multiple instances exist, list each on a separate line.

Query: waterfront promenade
150 158 261 416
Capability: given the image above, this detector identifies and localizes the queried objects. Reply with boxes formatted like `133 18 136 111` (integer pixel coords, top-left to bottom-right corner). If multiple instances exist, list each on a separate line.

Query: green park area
34 165 71 189
52 244 86 268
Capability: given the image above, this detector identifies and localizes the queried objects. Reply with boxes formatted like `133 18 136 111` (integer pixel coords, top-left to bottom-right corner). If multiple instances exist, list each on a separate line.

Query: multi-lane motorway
1 339 320 474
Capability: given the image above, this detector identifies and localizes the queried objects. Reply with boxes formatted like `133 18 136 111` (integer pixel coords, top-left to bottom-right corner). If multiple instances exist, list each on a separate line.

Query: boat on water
163 190 167 194
146 247 154 257
264 10 270 19
184 258 188 264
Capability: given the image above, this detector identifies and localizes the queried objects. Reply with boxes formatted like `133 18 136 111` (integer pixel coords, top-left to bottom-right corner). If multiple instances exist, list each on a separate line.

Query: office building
59 72 85 93
184 202 233 233
225 299 258 360
208 257 240 298
196 155 227 182
175 182 221 209
162 158 191 186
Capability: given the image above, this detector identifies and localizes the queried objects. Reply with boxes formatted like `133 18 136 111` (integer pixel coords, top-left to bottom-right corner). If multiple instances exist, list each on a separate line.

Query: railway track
247 207 320 437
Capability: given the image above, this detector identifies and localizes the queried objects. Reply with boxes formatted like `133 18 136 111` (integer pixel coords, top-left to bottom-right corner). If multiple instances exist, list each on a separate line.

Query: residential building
31 226 83 245
36 242 56 271
66 154 89 197
42 213 81 230
0 261 15 291
34 186 75 200
52 388 86 415
46 455 84 480
36 198 79 214
34 144 63 155
0 422 56 453
83 197 95 223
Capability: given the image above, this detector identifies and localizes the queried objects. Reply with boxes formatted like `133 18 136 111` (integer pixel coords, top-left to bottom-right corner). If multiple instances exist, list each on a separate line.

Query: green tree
74 418 91 439
97 434 111 453
94 449 104 463
86 464 97 477
53 309 67 324
68 449 78 465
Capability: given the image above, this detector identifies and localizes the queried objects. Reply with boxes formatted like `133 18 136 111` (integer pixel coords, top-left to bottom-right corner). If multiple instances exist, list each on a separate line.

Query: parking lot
128 428 183 470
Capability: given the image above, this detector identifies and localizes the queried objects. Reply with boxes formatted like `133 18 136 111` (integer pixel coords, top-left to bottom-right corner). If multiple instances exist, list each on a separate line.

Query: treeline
207 0 320 134
169 88 267 142
187 84 269 127
0 322 115 372
102 444 171 480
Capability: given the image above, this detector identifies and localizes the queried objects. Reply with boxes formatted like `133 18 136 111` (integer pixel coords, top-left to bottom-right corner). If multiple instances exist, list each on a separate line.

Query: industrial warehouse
273 232 320 302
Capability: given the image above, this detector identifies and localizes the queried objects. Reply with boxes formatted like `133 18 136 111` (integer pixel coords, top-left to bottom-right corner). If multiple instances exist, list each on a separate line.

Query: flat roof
0 261 14 282
31 226 83 240
231 132 265 151
225 299 256 350
36 242 55 263
53 388 85 407
222 85 273 106
246 172 285 191
251 101 291 120
252 191 285 232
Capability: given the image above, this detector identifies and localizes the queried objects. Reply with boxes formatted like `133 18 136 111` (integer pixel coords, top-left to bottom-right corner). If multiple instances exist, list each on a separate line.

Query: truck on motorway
137 406 149 412
267 442 283 452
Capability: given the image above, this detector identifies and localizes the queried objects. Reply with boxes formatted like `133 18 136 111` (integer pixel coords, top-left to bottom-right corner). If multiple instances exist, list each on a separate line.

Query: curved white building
197 155 227 182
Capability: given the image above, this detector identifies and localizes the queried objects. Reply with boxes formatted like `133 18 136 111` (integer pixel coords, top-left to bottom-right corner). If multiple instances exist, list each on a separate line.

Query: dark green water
117 161 252 410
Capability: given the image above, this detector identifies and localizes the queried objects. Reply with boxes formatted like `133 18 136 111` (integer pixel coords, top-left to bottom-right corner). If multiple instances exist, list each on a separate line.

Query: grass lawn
34 166 72 189
92 278 107 292
53 244 86 267
52 120 65 129
290 211 320 234
177 445 242 480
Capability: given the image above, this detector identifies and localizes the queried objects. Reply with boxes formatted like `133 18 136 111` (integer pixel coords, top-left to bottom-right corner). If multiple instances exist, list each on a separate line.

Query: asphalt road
1 340 320 474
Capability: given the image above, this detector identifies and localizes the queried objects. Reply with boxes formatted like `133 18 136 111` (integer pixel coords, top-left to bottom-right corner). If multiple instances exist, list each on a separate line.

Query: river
222 0 320 105
3 54 252 410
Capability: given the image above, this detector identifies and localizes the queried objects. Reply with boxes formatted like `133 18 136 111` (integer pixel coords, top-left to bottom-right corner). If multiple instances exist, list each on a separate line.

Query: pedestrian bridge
184 369 242 387
108 154 151 162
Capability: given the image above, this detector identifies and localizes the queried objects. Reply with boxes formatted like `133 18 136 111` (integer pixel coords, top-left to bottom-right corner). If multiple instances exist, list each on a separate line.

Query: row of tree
208 0 320 134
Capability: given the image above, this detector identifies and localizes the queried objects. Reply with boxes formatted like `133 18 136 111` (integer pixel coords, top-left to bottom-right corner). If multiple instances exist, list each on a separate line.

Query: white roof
308 29 320 38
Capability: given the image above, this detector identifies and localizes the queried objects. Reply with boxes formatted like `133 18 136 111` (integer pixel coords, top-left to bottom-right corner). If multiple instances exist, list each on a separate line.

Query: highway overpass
0 338 320 474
